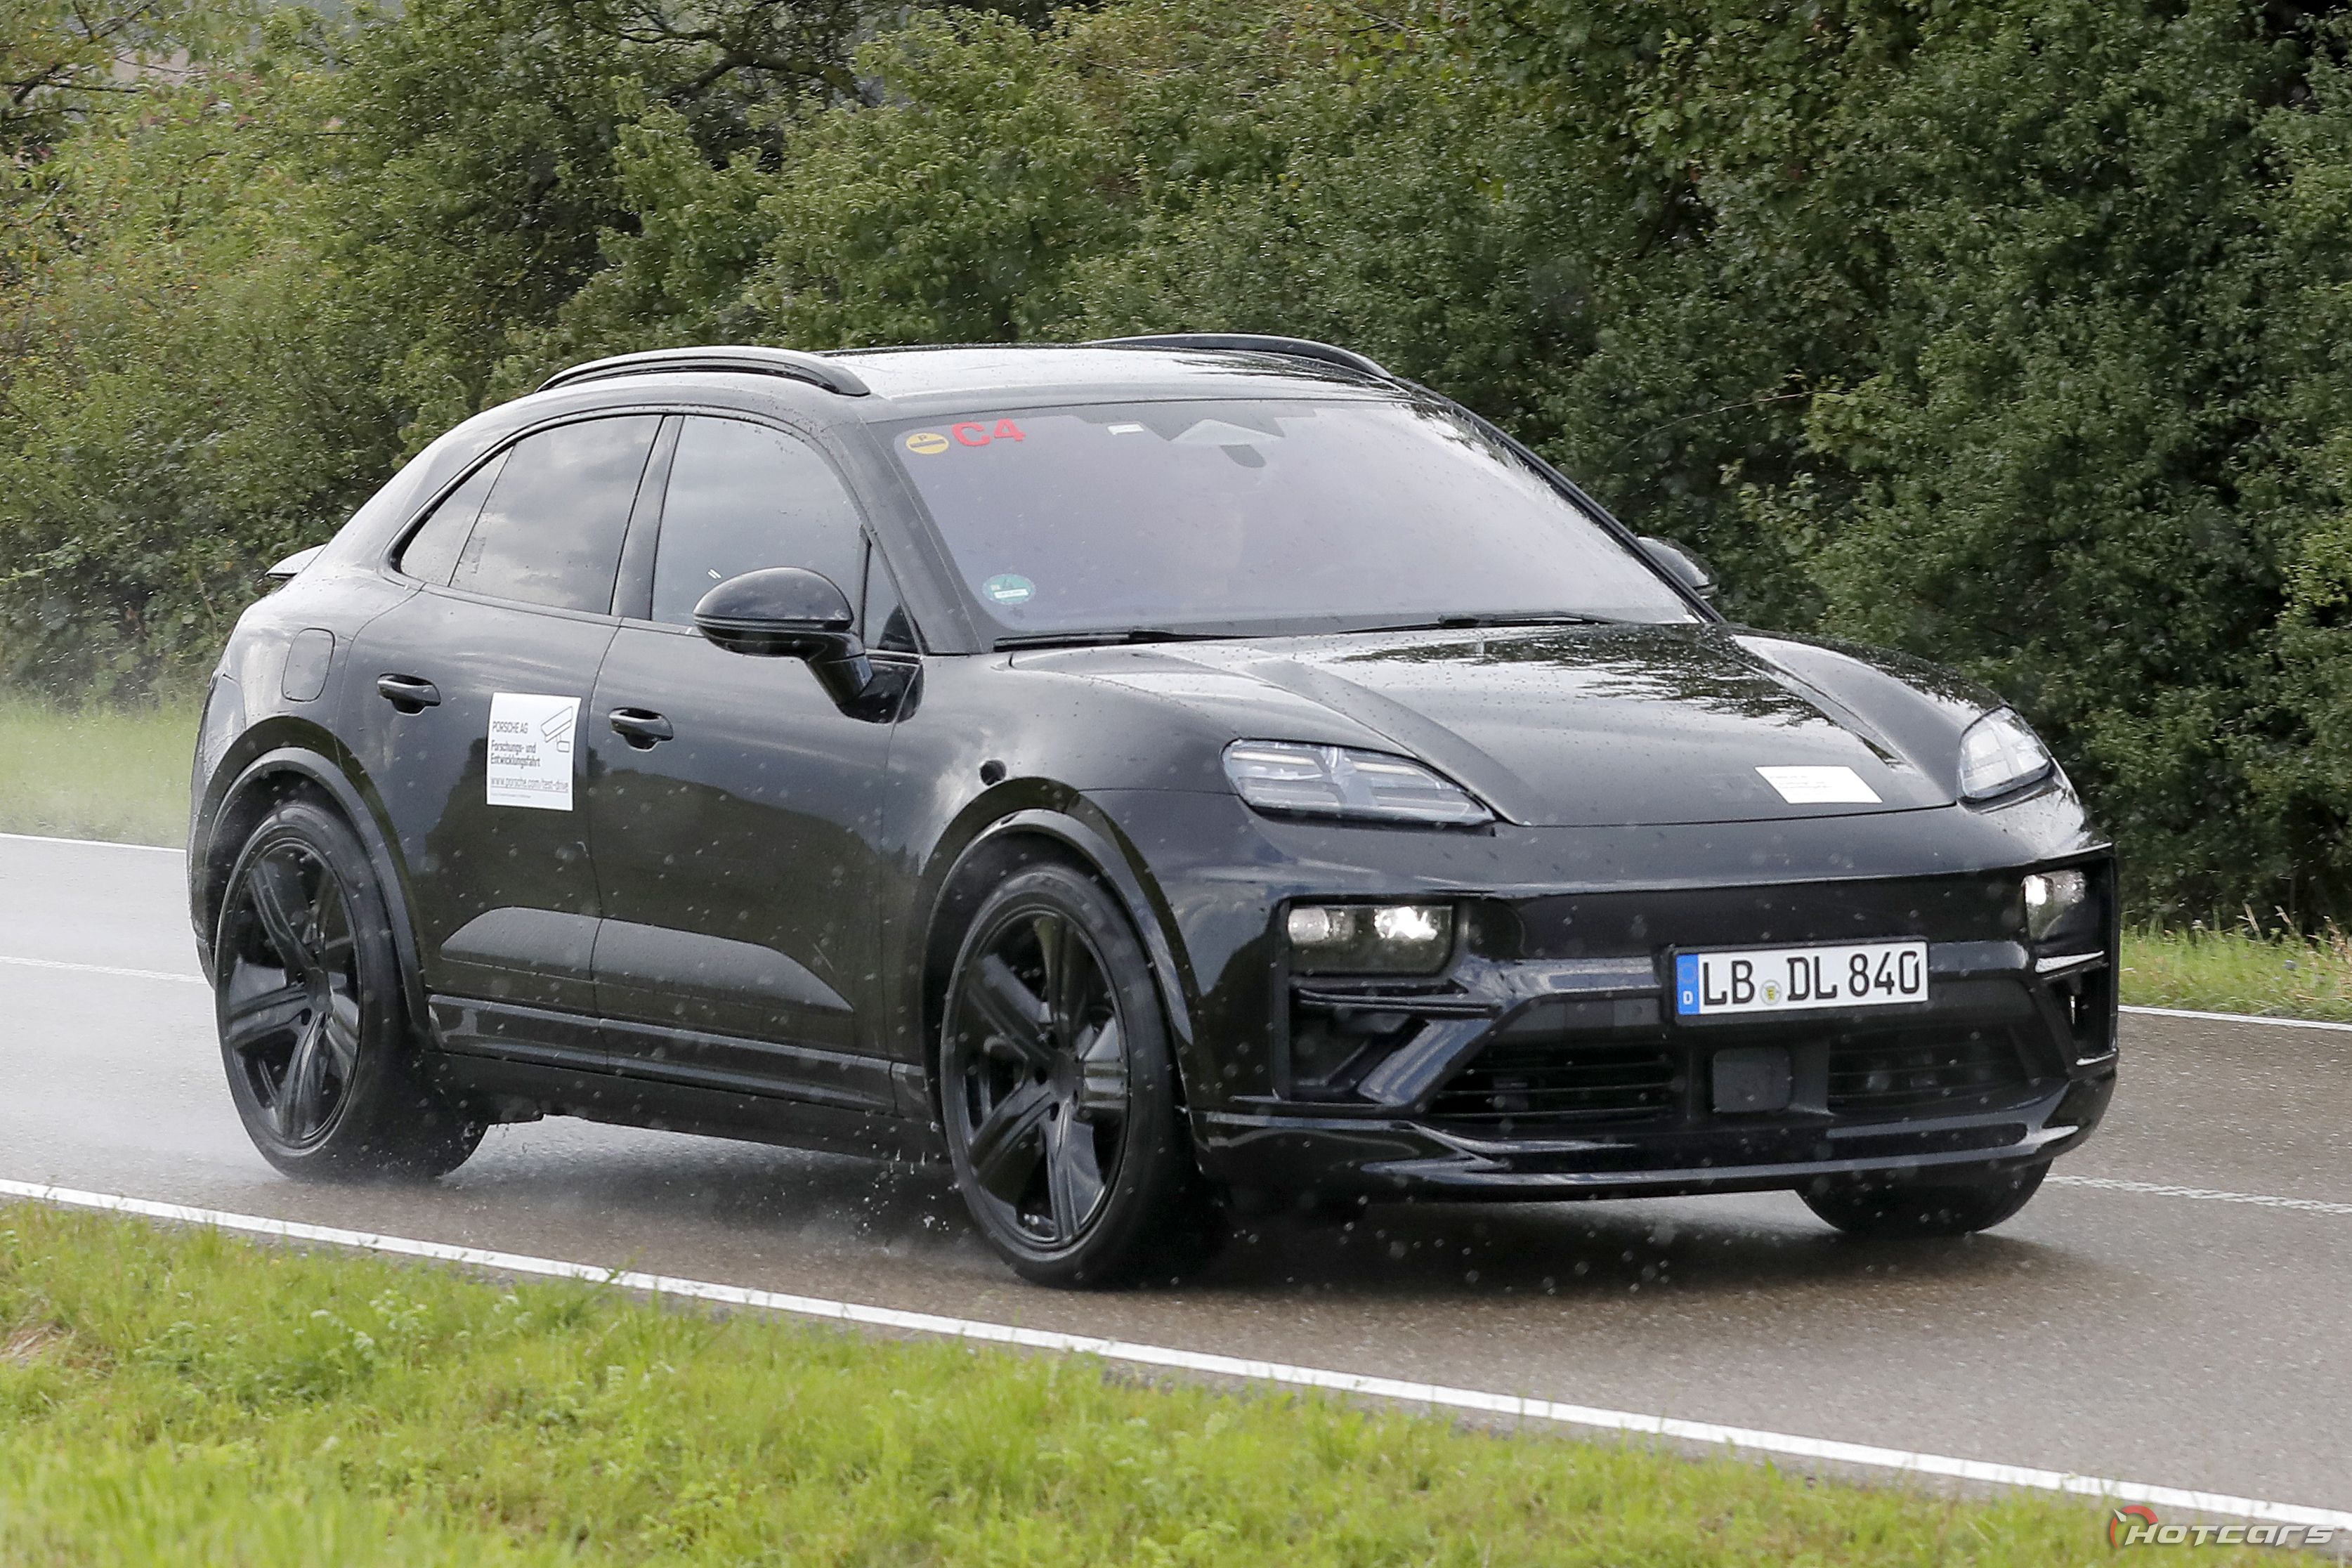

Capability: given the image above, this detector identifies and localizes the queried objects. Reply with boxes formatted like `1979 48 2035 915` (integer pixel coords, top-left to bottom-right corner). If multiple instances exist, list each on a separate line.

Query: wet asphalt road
4 832 2348 1513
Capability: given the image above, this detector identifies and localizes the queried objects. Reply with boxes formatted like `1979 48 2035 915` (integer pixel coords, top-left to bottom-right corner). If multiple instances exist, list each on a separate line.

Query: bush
6 0 2352 916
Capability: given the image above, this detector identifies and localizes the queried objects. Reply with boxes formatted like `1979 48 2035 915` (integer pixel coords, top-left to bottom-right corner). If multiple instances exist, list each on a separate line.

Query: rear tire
1801 1160 2048 1238
214 797 483 1181
939 864 1215 1287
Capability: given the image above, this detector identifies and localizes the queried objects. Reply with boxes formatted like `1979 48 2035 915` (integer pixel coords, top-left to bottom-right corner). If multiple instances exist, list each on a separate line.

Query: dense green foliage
6 0 2352 915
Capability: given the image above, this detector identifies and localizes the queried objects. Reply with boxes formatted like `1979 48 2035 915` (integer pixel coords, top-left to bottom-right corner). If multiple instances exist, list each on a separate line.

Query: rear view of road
4 832 2347 1516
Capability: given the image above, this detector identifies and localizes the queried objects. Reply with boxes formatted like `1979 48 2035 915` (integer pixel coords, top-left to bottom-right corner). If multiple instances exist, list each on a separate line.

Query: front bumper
1191 937 2117 1201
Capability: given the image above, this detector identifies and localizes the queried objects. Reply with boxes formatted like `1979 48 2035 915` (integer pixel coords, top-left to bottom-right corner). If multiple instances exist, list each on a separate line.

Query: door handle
375 674 440 712
608 707 674 749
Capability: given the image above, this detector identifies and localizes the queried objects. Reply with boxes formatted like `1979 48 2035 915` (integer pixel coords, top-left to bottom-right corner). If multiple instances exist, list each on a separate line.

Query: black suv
189 337 2117 1286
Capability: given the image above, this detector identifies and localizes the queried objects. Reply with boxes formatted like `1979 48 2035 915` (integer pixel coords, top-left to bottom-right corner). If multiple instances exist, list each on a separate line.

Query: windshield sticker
981 574 1035 606
487 693 580 811
946 419 1026 448
1107 423 1146 435
1755 765 1881 805
904 431 950 455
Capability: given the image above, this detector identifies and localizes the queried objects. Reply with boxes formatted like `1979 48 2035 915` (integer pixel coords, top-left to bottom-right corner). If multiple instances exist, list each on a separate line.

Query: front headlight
1959 708 2056 801
1223 741 1492 825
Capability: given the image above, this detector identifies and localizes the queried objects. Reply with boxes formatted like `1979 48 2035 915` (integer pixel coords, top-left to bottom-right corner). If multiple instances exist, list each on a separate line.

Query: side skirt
423 995 943 1165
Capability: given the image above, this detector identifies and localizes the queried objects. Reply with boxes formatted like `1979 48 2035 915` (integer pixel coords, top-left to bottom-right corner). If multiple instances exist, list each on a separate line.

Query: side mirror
1638 536 1716 601
693 567 879 711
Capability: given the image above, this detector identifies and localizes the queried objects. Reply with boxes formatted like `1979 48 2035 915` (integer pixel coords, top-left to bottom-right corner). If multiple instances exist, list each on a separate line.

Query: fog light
2025 869 2090 941
1284 903 1454 974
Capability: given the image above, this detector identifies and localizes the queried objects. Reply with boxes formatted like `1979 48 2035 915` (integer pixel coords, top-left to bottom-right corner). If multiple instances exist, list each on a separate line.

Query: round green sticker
982 573 1035 606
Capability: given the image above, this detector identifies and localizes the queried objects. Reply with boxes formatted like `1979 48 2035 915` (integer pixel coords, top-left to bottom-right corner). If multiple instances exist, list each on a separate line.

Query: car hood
1038 624 1997 828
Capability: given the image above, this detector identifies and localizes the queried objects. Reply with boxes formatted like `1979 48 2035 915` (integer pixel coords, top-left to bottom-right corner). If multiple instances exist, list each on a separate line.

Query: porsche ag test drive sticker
1755 765 1880 804
487 693 580 811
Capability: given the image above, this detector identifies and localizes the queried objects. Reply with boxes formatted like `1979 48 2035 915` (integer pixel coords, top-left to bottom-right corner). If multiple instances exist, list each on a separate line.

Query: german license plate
1672 940 1928 1019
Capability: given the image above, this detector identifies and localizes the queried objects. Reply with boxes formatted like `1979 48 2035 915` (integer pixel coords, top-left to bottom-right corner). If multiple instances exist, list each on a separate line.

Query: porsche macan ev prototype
188 336 2117 1286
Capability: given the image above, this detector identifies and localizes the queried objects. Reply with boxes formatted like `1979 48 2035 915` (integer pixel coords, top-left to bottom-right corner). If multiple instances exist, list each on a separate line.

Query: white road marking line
1 1180 2344 1532
0 954 204 985
0 830 182 854
2049 1176 2352 1217
2122 1004 2352 1034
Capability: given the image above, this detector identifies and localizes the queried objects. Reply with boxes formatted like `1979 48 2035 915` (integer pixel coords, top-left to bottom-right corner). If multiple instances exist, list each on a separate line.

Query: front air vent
1826 1030 2029 1112
1427 1040 1679 1123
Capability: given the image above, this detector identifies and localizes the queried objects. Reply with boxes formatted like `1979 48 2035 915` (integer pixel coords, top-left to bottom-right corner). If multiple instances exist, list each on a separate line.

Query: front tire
1801 1159 2049 1238
939 864 1213 1287
214 797 483 1181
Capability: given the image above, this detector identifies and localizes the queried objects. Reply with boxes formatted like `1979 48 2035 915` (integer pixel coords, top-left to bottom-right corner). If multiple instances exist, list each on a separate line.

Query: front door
584 414 903 1112
346 413 662 1016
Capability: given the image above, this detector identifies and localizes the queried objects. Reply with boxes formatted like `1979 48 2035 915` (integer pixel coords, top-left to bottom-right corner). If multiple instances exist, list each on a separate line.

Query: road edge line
2121 1004 2352 1034
3 1177 2345 1531
0 830 183 854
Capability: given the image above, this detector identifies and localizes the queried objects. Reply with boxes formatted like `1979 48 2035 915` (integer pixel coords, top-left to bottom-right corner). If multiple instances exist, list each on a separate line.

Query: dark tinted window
396 452 505 585
861 542 917 653
884 400 1694 639
452 416 661 612
650 418 865 625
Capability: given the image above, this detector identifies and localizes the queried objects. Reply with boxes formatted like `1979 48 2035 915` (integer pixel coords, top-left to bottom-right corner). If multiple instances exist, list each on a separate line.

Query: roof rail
537 346 870 398
1085 333 1392 381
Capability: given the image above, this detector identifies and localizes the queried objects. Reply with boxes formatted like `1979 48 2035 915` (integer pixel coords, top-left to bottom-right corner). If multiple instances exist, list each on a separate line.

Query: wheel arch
915 804 1201 1121
195 745 429 1035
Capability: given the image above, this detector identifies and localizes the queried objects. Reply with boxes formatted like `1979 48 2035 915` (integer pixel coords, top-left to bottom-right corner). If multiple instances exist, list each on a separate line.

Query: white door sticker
1756 765 1881 804
487 692 581 811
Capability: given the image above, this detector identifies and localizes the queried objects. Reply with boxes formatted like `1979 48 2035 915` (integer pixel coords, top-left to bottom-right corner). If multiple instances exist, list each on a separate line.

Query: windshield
881 398 1696 642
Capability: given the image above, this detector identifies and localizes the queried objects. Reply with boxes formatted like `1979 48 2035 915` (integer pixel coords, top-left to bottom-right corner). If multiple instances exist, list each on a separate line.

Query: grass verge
0 695 194 847
0 1203 2295 1567
2119 924 2352 1025
4 695 2351 1025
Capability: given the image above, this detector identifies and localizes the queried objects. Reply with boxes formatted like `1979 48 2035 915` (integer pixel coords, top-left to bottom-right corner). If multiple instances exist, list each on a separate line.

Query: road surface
4 832 2346 1516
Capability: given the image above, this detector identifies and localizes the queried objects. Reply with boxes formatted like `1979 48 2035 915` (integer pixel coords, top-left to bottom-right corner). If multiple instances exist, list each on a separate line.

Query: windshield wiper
993 627 1237 651
1376 613 1619 632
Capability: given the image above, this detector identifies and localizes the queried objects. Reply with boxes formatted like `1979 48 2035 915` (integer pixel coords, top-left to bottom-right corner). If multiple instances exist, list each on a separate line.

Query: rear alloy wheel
940 864 1213 1287
1801 1159 2049 1238
215 798 483 1180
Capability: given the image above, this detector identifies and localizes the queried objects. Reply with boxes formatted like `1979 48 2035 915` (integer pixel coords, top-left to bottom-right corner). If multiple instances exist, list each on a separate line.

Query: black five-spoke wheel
214 798 483 1180
219 839 363 1146
940 863 1213 1286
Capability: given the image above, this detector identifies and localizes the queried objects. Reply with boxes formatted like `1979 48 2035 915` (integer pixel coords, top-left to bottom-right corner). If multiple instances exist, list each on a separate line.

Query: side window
861 542 918 653
396 452 506 585
650 417 865 626
452 415 662 613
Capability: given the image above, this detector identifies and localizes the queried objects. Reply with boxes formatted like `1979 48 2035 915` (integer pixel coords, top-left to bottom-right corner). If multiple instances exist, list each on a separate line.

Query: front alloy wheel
940 864 1212 1286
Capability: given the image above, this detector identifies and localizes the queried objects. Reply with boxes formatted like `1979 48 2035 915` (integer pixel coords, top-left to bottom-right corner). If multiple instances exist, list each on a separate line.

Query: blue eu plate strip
1674 953 1701 1017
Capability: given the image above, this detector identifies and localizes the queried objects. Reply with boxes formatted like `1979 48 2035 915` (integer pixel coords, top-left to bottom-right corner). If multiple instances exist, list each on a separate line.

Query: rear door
345 413 662 1019
583 414 903 1113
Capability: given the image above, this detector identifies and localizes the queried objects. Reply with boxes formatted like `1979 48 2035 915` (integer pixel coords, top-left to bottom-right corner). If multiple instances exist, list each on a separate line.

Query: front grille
1827 1030 2029 1111
1424 1040 1679 1123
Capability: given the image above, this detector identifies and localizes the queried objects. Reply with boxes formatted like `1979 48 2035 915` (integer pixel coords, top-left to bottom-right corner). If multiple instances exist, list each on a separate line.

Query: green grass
1 1203 2299 1567
0 695 195 848
6 695 2351 1025
2119 922 2352 1024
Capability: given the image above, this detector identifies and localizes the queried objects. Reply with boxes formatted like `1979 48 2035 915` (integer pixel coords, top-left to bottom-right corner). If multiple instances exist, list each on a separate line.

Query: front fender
192 743 429 1038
